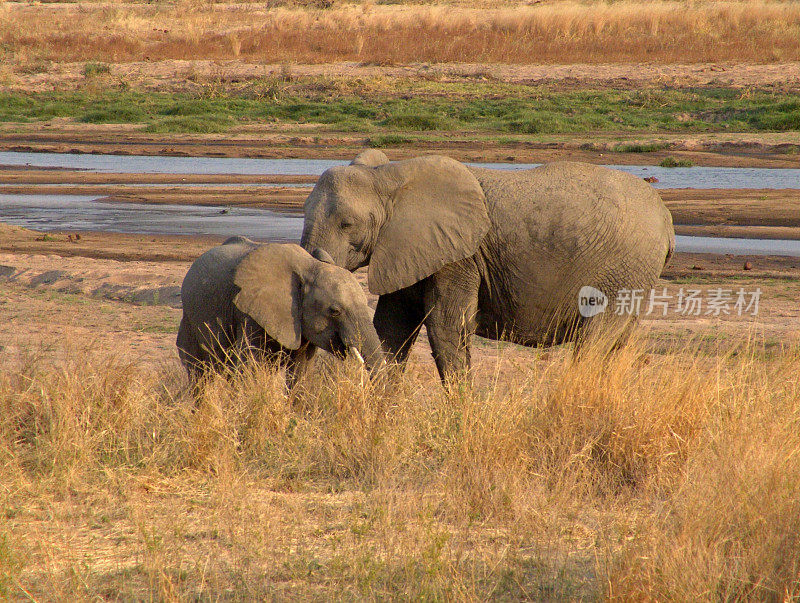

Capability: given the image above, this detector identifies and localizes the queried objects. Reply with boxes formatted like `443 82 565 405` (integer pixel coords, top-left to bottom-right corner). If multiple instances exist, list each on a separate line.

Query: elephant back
181 240 258 337
469 162 674 341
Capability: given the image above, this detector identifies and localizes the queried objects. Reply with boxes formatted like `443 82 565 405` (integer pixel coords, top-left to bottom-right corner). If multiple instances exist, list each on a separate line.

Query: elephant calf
177 237 384 386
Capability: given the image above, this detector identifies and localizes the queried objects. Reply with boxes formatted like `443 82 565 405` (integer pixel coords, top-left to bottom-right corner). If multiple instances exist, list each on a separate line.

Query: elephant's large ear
368 156 489 295
233 244 305 350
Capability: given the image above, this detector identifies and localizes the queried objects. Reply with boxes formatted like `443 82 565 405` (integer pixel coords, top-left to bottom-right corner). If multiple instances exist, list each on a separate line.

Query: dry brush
3 1 800 66
0 333 798 598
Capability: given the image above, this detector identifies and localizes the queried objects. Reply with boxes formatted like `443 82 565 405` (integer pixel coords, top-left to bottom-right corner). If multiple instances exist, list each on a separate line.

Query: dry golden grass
1 332 799 598
3 1 800 66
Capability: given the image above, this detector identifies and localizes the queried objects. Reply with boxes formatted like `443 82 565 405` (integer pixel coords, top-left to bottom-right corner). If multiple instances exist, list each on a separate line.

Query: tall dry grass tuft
2 1 800 65
610 347 800 599
1 334 799 597
0 349 192 492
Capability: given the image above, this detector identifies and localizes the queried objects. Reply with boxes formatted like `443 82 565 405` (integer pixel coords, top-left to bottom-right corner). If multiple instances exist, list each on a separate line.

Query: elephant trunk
342 311 386 374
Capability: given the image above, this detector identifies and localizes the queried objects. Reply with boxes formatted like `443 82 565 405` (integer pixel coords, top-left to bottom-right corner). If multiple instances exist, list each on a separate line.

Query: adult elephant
178 237 385 387
301 151 674 381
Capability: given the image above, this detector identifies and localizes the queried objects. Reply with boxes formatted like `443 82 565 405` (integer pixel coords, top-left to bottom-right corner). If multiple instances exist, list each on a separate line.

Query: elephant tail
664 230 675 266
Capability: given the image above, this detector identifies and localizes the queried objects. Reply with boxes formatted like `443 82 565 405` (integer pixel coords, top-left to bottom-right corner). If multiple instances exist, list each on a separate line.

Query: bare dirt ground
9 60 800 94
662 189 800 234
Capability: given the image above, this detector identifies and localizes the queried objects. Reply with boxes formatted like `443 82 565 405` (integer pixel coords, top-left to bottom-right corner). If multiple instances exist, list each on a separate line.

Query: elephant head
232 243 385 370
300 152 490 295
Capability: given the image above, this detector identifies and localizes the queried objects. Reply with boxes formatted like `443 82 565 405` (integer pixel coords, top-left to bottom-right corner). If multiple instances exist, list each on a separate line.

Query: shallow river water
0 194 303 241
2 151 800 189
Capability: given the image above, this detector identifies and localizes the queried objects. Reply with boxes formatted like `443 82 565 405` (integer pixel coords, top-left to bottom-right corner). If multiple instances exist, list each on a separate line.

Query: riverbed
2 151 799 257
4 193 800 257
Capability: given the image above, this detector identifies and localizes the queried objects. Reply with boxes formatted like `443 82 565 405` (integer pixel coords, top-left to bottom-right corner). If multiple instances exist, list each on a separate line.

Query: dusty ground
8 60 800 95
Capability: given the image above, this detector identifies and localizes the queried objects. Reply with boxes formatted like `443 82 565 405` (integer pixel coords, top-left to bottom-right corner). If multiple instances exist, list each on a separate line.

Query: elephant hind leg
572 312 638 359
177 316 206 383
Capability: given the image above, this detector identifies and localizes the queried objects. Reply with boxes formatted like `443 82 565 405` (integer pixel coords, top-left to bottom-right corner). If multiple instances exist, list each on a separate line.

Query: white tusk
349 347 365 364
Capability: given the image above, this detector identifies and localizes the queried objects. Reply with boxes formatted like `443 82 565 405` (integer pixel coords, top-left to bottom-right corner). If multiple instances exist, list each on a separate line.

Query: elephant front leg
426 321 473 385
423 261 480 384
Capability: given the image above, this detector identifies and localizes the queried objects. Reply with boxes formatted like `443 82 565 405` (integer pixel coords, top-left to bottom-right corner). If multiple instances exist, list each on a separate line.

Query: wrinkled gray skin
301 151 675 382
177 237 384 387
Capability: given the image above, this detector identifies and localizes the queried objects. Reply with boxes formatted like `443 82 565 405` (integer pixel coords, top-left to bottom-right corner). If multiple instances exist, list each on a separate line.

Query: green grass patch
379 111 451 131
367 134 414 147
612 142 669 153
158 99 229 117
134 322 177 334
755 109 800 131
83 62 110 77
145 116 233 133
659 156 695 168
80 106 145 124
3 83 800 136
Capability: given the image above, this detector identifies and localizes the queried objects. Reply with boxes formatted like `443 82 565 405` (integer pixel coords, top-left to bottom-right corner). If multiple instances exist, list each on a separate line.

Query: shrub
145 116 232 133
80 106 145 123
83 62 110 77
612 142 668 153
659 156 694 168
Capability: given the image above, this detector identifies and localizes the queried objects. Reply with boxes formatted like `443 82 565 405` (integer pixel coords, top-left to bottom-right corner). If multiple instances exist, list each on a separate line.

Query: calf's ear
233 244 306 350
311 248 336 265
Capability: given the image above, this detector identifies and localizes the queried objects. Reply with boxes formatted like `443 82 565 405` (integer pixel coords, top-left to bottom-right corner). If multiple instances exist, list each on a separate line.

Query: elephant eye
340 220 352 230
328 306 342 317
